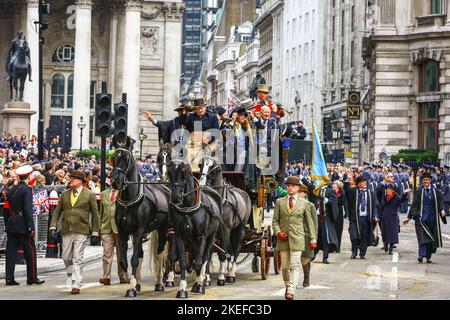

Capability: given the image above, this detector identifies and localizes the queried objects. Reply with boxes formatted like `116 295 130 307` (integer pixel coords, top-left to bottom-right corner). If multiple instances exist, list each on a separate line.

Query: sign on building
347 91 361 120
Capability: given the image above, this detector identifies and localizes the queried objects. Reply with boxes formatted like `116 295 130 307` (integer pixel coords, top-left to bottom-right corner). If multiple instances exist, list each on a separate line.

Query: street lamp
77 116 86 158
138 128 147 160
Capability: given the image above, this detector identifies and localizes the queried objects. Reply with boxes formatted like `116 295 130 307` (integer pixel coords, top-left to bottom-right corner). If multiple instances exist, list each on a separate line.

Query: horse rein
168 159 202 213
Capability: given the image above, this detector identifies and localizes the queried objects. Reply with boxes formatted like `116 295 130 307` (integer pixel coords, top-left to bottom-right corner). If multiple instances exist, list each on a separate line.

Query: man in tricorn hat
404 172 447 263
251 84 285 119
272 176 317 300
141 101 190 147
4 165 45 286
49 170 100 294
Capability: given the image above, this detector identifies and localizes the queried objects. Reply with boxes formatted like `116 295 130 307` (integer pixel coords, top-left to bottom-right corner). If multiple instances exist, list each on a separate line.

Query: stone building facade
322 0 368 164
0 0 184 156
365 0 450 163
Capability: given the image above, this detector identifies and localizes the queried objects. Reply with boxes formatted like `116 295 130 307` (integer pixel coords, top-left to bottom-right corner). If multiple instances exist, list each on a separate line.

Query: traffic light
95 93 112 137
113 100 128 142
323 117 332 142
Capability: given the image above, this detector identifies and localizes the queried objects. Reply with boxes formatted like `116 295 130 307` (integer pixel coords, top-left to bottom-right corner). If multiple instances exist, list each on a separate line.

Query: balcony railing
415 14 446 28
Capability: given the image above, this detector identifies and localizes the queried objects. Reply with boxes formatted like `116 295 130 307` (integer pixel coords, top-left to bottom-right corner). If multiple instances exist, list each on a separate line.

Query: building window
420 60 440 92
431 0 443 14
51 73 65 108
67 74 74 109
52 45 75 63
419 102 439 151
90 81 97 109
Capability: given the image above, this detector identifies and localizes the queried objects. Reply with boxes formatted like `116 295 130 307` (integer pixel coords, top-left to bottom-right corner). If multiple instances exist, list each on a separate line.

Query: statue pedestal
0 102 36 138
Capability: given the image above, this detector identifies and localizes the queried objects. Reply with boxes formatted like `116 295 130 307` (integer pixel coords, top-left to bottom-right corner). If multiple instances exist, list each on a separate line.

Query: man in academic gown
403 172 447 263
347 176 379 259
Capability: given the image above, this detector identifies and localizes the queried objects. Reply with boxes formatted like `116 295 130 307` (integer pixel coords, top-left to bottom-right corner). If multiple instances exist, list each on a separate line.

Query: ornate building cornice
411 47 442 64
75 0 93 9
141 5 162 20
162 2 185 21
125 0 142 11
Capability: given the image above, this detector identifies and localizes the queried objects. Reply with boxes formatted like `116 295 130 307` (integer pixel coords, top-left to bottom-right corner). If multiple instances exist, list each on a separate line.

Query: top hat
174 105 185 112
286 176 302 186
234 107 248 116
69 171 87 183
256 84 270 93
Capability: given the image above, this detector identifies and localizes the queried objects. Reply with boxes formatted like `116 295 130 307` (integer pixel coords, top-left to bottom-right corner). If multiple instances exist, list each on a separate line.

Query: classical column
446 0 450 25
71 0 92 151
23 0 39 136
162 2 185 121
122 0 142 140
108 10 119 100
44 79 51 133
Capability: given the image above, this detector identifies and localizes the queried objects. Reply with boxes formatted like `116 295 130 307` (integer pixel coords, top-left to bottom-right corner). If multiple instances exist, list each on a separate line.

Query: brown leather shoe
99 278 111 285
285 292 294 300
71 288 80 295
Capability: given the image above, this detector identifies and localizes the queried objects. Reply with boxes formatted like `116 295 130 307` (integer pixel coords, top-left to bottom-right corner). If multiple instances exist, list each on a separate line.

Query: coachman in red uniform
252 84 285 119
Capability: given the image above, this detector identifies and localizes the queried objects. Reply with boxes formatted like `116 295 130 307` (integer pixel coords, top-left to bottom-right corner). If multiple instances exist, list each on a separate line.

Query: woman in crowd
333 180 348 252
379 183 411 254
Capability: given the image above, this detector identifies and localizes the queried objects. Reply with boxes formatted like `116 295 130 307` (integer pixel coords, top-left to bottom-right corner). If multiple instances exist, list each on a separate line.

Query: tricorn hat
69 171 87 183
422 172 432 180
286 176 302 186
257 84 270 93
355 176 367 185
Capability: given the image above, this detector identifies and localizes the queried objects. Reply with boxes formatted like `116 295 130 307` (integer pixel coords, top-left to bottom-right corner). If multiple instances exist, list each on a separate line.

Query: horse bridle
199 156 221 182
112 148 133 191
168 159 202 213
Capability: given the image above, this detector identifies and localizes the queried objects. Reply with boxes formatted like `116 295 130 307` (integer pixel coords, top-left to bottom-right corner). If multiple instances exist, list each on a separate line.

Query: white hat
16 165 33 177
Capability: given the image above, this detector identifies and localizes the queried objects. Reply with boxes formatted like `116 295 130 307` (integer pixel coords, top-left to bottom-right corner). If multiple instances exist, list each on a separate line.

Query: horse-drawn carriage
207 171 281 280
110 138 283 298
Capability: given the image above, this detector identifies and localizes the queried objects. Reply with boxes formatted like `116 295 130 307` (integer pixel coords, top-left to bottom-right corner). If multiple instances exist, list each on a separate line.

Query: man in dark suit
403 172 447 263
4 165 45 285
348 176 379 259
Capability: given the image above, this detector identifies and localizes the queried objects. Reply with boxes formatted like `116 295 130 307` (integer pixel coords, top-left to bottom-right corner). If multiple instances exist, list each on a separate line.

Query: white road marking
442 234 450 240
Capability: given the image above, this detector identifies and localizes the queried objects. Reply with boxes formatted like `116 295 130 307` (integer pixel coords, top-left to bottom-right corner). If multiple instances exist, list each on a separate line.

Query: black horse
8 38 31 101
199 156 252 285
111 137 171 297
167 159 222 298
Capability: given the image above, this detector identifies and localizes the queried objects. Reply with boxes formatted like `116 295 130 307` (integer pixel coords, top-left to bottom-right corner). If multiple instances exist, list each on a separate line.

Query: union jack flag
33 190 49 215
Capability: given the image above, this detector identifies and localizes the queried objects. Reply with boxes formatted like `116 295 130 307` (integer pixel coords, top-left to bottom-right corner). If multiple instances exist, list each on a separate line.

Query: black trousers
5 233 38 282
351 216 370 257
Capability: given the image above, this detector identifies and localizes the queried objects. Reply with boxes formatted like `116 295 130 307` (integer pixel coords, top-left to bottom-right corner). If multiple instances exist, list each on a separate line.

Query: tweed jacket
50 187 100 236
272 195 317 251
99 189 118 234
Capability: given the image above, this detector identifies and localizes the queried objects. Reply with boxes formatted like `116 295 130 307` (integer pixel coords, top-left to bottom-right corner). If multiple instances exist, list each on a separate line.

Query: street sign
343 136 352 145
346 105 361 120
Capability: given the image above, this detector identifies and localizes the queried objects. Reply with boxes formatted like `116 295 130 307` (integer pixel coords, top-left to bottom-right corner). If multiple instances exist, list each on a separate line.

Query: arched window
52 45 75 63
67 74 74 108
51 73 65 108
420 60 439 92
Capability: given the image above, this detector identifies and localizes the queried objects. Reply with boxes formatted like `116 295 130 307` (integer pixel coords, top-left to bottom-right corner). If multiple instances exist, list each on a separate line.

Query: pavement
0 245 104 280
0 211 450 300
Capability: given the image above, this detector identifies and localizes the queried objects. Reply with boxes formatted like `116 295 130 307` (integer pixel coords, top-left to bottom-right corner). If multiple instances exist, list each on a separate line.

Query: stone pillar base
0 102 37 138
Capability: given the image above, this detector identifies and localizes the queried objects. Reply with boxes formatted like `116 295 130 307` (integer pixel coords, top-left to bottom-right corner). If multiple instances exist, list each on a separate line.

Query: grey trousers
62 233 88 289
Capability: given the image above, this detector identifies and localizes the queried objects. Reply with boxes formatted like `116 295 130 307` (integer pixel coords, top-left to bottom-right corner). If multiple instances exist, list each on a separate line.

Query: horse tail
148 231 159 275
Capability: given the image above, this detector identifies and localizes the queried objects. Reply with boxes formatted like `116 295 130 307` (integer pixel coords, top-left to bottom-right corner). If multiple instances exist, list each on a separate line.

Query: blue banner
311 117 330 195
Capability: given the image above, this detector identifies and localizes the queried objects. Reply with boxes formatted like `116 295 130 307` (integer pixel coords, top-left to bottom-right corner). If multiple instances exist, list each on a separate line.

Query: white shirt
358 188 368 217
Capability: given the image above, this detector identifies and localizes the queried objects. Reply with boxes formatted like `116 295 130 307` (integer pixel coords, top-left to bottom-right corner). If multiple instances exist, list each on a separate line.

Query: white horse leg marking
167 271 175 282
227 262 237 277
179 279 187 291
196 260 208 285
130 276 137 289
218 261 226 280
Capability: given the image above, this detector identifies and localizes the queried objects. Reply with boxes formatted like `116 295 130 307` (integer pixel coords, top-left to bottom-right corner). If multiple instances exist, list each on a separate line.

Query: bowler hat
355 176 367 185
69 171 87 183
193 98 205 107
286 176 302 186
298 184 309 193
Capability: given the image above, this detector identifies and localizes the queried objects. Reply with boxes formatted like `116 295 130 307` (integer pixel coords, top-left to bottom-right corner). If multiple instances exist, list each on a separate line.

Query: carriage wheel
260 236 271 280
